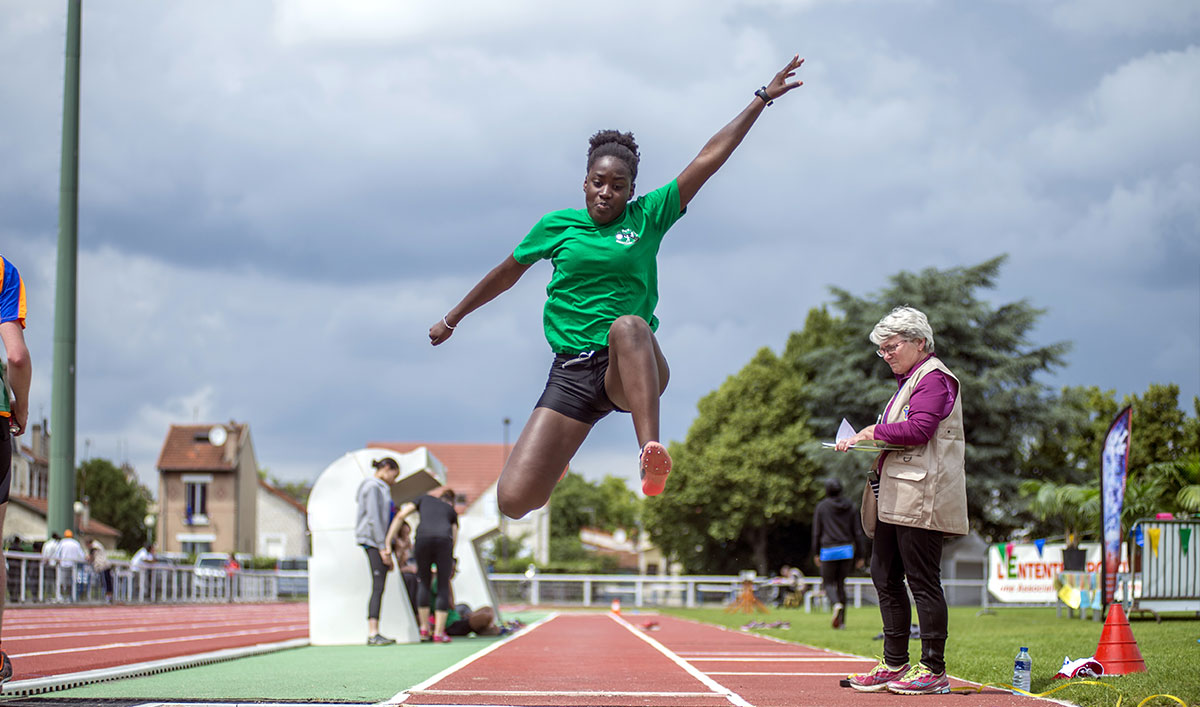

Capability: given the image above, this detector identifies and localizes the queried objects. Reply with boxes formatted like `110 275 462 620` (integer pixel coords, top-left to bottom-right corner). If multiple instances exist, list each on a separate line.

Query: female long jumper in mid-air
429 55 805 519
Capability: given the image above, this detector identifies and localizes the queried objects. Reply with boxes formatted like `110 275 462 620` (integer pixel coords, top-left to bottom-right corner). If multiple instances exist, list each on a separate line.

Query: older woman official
836 306 967 696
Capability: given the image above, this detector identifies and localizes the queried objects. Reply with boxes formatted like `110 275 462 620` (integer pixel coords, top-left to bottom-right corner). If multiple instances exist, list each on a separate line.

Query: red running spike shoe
640 441 672 496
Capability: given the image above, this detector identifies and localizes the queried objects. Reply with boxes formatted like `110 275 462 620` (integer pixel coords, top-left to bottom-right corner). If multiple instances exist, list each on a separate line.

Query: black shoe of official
366 634 395 646
1 650 13 683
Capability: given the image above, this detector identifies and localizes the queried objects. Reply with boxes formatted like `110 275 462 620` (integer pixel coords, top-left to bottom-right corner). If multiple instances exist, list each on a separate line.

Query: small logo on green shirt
614 229 640 245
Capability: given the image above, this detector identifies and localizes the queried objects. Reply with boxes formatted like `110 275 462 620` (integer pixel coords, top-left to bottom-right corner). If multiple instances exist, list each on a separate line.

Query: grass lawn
661 605 1199 707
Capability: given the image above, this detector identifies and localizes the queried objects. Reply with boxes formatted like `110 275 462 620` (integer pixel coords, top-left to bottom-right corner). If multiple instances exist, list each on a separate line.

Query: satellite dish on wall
208 426 228 447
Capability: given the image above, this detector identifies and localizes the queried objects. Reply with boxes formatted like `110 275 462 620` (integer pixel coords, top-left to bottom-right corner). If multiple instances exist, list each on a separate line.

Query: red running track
400 612 1058 707
2 602 307 680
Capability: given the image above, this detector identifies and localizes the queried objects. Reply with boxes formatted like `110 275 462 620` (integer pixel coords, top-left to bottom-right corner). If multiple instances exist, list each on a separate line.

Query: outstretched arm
676 55 804 210
429 255 532 345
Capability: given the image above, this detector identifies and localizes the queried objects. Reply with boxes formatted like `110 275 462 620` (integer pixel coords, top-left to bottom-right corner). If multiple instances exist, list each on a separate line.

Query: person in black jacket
812 478 865 628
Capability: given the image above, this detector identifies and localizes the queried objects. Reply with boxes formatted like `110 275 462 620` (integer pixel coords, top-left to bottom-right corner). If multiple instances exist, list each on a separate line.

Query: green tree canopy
546 471 640 573
643 346 820 574
1023 384 1200 540
76 458 152 553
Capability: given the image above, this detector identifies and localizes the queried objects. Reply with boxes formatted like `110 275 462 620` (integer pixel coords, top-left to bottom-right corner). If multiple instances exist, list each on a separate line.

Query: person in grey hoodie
811 477 864 629
356 457 400 645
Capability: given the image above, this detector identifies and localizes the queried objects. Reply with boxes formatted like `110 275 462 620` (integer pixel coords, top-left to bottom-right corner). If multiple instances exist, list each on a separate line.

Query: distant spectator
389 520 418 616
224 554 241 602
130 544 154 601
88 539 115 603
54 530 88 601
445 604 502 637
41 532 61 567
356 457 400 646
389 488 458 643
130 544 154 571
773 565 807 608
811 477 865 629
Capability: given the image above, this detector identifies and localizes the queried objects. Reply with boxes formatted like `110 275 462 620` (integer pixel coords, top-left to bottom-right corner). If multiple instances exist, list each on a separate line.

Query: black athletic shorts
535 348 629 425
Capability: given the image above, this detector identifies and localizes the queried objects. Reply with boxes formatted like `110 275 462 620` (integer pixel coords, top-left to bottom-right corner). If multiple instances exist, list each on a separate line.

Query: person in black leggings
355 457 400 645
388 488 458 642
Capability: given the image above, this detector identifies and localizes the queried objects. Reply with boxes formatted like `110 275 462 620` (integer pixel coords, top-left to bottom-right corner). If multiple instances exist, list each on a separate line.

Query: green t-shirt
1 360 9 416
513 180 685 354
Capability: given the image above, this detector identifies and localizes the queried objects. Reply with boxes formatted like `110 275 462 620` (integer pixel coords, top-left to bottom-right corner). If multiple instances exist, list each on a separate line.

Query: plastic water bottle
1012 647 1032 694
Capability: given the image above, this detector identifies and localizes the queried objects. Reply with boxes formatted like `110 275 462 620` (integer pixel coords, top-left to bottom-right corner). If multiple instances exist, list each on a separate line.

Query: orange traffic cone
1094 603 1146 674
611 598 621 615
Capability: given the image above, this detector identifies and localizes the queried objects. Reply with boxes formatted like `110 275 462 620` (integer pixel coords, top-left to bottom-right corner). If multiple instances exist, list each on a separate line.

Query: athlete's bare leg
605 315 669 448
497 408 592 519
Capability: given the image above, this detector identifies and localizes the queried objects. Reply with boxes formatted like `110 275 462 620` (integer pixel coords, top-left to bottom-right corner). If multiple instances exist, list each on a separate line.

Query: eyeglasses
876 340 907 358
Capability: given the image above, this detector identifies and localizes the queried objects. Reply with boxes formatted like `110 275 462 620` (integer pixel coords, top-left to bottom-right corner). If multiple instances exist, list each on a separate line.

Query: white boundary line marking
413 689 729 698
706 671 859 676
665 614 1075 705
608 613 752 707
691 652 878 657
8 624 308 658
381 611 560 705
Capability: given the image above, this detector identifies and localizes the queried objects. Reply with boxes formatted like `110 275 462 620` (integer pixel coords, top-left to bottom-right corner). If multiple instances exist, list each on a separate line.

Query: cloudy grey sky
2 0 1197 497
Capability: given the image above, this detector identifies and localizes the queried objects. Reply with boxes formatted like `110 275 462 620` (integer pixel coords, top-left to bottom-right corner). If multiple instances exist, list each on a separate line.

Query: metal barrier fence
488 574 990 609
3 551 282 604
4 551 991 608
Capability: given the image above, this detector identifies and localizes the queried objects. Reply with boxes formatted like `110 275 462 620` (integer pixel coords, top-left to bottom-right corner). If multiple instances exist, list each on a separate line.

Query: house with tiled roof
367 442 550 564
5 495 121 550
8 420 49 501
155 422 259 555
257 478 309 558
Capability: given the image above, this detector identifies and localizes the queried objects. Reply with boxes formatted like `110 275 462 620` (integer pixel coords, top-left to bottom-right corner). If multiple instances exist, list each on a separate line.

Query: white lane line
691 652 878 657
678 651 830 656
5 619 305 642
609 613 752 707
706 671 855 676
381 612 559 706
412 689 729 698
9 624 307 658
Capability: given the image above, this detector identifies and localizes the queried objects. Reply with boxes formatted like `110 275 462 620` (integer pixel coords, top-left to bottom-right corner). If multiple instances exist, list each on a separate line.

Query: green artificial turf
664 606 1200 707
55 610 548 703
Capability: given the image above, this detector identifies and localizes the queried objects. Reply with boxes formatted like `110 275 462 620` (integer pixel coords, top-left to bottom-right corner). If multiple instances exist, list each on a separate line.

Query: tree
550 472 639 539
1021 384 1198 539
546 471 640 572
643 346 821 575
76 458 152 553
792 256 1071 539
1018 479 1099 547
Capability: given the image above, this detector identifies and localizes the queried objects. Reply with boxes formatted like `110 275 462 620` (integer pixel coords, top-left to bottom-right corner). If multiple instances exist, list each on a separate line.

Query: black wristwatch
755 86 773 106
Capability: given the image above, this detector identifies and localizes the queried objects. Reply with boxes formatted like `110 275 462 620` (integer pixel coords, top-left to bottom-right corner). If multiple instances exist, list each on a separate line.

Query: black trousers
415 536 454 612
820 557 852 607
363 546 388 621
870 520 949 675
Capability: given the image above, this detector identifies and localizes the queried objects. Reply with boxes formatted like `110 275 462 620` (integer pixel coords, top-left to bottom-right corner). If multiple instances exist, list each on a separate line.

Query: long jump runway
2 602 307 688
396 612 1054 707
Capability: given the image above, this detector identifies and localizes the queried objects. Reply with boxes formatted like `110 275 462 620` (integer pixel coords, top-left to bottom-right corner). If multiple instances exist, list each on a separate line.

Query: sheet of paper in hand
821 418 904 452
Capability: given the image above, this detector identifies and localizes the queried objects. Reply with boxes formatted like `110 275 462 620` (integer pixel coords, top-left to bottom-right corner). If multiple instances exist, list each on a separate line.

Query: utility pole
48 0 82 536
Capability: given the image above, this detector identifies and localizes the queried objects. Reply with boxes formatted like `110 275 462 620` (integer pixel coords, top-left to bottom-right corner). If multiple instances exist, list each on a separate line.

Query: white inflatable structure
307 446 501 645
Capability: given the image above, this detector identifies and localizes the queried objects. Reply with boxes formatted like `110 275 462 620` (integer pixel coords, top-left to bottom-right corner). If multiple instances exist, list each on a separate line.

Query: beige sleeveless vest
867 356 968 536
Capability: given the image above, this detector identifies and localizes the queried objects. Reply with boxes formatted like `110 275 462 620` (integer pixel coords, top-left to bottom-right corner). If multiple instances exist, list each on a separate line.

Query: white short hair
869 306 935 354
